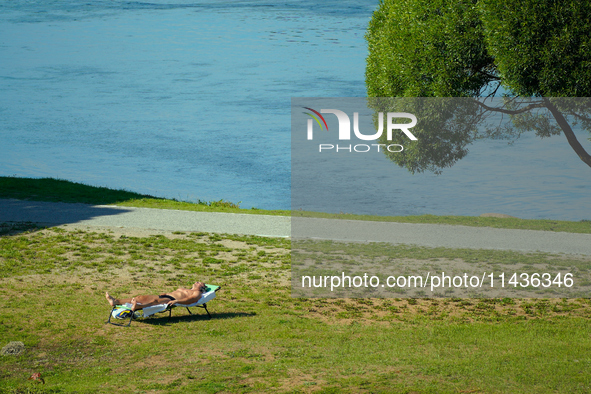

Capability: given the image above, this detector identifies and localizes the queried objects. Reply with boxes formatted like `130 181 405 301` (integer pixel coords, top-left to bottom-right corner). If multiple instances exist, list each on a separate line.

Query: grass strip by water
293 211 591 234
0 176 289 216
2 176 591 233
1 225 591 393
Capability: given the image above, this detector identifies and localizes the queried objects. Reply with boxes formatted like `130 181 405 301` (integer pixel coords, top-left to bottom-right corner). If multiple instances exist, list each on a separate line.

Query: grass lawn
0 176 289 216
2 176 591 233
1 223 590 393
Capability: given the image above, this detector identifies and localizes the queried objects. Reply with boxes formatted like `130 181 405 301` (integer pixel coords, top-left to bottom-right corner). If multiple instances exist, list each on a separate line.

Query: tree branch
474 100 546 115
544 98 591 168
569 111 591 123
478 70 501 81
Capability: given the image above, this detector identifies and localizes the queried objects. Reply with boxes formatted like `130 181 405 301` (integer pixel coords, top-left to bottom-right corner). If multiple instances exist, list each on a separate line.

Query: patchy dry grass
1 225 591 393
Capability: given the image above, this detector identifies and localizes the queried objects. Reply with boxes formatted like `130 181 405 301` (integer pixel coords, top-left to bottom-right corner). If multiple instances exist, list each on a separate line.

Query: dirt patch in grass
277 371 328 393
2 225 590 326
2 225 591 393
298 297 591 325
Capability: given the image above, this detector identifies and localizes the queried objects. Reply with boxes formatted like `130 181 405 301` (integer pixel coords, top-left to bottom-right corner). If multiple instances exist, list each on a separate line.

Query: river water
1 0 590 220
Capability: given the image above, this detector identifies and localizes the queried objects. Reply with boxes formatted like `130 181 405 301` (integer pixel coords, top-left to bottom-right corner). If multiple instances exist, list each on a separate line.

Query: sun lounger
107 284 221 327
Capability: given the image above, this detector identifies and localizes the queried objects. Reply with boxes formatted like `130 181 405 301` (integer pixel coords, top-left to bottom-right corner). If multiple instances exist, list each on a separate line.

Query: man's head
192 282 207 292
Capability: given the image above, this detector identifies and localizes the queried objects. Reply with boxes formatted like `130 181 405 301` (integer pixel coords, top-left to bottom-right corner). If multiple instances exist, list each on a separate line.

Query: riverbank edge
1 176 590 234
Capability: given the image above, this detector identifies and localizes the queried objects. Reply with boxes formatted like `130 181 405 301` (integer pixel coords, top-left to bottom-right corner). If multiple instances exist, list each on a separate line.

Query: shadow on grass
129 311 257 326
0 176 260 216
0 176 157 205
0 222 41 237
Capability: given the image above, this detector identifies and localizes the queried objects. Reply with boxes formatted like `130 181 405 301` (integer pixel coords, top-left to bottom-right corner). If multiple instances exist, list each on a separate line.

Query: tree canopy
365 0 591 172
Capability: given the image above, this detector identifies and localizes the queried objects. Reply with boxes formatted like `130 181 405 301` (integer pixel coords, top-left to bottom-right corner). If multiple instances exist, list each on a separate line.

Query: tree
365 0 591 172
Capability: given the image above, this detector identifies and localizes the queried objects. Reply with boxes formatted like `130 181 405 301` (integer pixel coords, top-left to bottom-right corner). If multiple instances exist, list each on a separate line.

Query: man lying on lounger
105 282 207 311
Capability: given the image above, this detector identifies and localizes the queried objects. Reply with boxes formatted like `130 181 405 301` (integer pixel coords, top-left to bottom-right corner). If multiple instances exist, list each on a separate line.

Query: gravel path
0 199 290 237
2 199 590 255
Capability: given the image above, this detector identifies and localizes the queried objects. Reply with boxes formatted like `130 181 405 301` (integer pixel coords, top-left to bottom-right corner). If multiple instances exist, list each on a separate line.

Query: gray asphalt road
292 217 591 255
2 199 590 255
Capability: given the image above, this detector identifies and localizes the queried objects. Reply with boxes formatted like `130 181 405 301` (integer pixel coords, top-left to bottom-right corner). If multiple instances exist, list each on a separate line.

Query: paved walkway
2 199 590 255
0 199 290 237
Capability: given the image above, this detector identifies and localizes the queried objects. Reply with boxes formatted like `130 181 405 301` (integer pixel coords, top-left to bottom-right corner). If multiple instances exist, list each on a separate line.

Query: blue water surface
1 0 374 207
1 0 590 220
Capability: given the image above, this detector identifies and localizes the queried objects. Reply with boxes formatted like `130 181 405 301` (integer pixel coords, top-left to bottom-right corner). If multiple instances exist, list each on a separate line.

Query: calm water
1 0 590 220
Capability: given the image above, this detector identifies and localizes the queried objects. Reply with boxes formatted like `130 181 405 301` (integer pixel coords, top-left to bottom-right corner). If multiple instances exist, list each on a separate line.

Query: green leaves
479 0 591 97
367 0 591 98
365 0 591 171
366 0 496 98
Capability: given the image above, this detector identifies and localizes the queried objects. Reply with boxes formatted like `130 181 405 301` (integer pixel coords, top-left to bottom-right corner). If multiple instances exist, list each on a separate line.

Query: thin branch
474 100 546 115
478 70 501 81
569 111 591 123
491 82 501 97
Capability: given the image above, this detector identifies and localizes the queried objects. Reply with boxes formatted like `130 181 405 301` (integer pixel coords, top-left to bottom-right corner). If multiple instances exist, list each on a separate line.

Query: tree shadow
0 221 42 237
0 199 133 227
0 177 155 228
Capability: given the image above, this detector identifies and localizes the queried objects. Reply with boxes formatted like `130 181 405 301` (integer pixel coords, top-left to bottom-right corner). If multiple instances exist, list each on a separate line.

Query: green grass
2 176 591 233
293 211 591 234
291 239 591 298
1 225 591 393
0 176 290 216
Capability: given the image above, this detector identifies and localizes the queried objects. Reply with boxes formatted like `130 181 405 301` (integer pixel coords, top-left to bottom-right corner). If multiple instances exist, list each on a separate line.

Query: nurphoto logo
303 107 418 153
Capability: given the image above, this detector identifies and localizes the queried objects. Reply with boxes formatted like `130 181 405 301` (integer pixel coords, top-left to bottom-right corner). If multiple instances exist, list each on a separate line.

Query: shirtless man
105 282 207 311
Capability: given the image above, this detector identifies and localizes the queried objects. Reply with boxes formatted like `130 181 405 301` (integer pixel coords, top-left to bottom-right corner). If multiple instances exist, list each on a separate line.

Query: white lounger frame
107 285 221 327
